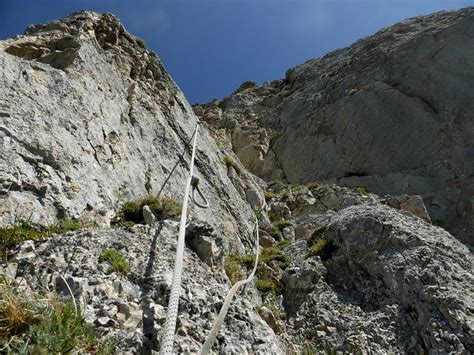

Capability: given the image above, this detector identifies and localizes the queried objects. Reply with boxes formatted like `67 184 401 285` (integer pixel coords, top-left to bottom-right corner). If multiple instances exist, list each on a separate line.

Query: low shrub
135 37 147 50
264 191 278 201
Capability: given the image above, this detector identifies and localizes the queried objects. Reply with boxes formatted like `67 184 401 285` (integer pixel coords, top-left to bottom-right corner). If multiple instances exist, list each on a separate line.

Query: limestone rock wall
195 7 474 244
0 12 259 252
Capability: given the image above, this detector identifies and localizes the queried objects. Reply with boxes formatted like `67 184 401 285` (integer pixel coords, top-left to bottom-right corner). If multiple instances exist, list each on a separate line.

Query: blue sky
0 0 471 103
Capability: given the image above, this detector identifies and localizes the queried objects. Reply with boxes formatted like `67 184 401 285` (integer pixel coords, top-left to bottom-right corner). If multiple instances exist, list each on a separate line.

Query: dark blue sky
0 0 471 103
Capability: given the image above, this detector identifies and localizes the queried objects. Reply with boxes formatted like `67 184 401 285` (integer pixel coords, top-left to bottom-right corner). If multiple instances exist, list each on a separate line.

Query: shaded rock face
0 12 257 250
194 7 474 243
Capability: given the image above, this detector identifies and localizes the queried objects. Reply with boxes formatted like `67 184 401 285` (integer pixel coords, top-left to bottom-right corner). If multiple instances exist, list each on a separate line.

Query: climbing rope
199 212 261 355
159 120 262 354
160 122 202 354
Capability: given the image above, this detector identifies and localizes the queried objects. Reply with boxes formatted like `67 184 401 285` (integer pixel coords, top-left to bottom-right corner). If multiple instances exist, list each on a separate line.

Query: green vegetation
0 278 114 353
273 218 293 230
135 37 147 50
292 184 307 191
99 248 131 275
255 279 279 295
306 226 335 260
264 191 278 201
224 239 291 295
259 245 291 269
118 195 181 224
1 218 81 260
223 155 243 175
356 186 369 195
307 182 321 192
224 254 255 284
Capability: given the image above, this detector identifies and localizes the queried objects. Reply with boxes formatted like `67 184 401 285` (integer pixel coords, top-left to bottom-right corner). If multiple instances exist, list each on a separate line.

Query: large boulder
285 203 473 353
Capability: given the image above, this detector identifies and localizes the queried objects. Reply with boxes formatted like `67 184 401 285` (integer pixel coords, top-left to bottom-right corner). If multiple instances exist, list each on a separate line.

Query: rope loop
191 177 209 209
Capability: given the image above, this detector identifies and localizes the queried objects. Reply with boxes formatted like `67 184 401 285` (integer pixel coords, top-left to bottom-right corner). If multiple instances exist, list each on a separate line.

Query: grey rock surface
6 223 283 353
194 7 474 244
260 183 473 353
0 11 256 252
2 9 474 355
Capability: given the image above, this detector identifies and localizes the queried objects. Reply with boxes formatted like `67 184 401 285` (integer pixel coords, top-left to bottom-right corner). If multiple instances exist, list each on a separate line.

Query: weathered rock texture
258 183 473 353
5 222 282 353
0 11 267 256
195 7 474 244
1 9 474 355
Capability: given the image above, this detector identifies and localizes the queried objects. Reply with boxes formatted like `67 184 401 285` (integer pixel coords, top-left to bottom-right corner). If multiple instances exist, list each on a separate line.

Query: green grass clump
135 37 147 50
224 254 256 284
292 184 307 191
1 218 81 260
260 246 291 269
264 191 278 201
273 218 293 230
118 195 181 224
255 279 279 295
307 182 321 192
99 248 131 275
306 226 335 260
0 279 114 353
223 155 243 175
356 186 369 195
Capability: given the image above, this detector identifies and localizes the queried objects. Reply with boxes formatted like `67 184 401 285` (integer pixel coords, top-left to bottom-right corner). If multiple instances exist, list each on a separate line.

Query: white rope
159 122 200 355
199 213 260 355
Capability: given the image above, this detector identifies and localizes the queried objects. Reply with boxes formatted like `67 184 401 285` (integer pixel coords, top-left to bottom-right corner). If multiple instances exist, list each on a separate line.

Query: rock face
5 222 282 353
1 9 474 355
0 11 257 253
194 7 474 244
259 183 473 353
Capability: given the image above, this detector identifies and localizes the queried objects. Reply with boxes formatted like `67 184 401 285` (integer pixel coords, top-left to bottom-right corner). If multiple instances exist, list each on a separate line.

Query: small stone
257 306 281 333
95 316 115 327
142 205 156 225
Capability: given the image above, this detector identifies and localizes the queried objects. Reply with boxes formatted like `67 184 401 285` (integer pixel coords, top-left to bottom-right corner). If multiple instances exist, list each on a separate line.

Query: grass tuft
264 191 278 201
306 226 335 260
223 155 243 175
118 195 181 224
255 279 279 295
273 218 293 230
99 248 131 275
0 278 114 353
1 218 81 260
135 37 147 50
